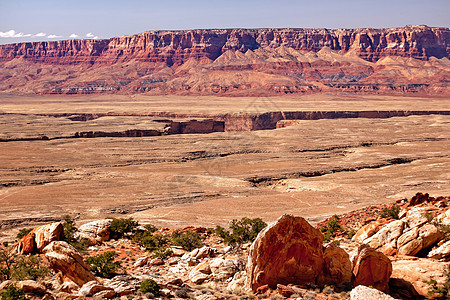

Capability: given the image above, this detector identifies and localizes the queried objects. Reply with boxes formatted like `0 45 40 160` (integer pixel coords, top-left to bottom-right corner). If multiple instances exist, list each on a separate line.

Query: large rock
364 220 404 256
350 285 396 300
246 214 324 291
362 211 443 256
43 241 96 286
189 261 211 284
18 280 47 295
210 258 242 281
391 258 450 297
322 243 352 284
19 222 63 254
428 240 450 260
79 281 113 297
352 245 392 293
75 219 112 245
353 219 390 244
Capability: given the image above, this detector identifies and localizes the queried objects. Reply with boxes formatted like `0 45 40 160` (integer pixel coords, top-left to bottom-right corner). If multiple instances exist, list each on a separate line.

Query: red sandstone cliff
1 26 448 65
0 26 449 96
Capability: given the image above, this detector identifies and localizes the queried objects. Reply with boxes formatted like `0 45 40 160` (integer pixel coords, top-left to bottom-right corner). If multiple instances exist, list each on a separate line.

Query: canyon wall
0 26 448 65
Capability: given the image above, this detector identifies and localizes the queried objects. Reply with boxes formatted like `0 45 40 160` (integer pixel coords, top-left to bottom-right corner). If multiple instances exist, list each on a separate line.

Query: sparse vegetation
215 217 267 246
12 255 49 281
433 218 450 242
0 245 48 281
140 278 160 295
425 267 450 299
380 205 401 219
1 285 26 300
171 230 203 251
16 228 32 239
110 217 139 239
320 215 344 243
61 215 89 253
86 251 121 278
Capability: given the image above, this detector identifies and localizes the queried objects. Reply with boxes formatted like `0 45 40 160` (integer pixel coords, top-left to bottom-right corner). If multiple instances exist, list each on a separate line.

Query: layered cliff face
0 26 449 96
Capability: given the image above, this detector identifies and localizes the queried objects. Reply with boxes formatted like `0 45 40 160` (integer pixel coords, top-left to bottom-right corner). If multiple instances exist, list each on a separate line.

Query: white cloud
34 32 46 37
47 34 62 38
69 33 79 38
86 32 94 38
0 30 32 38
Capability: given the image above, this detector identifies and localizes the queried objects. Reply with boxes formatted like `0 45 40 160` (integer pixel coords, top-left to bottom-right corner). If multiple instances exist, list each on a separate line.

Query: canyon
0 25 449 96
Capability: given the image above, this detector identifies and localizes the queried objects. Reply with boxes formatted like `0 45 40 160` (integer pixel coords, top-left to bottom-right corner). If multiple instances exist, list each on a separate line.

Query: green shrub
133 232 169 251
326 215 342 235
16 228 33 239
0 246 16 280
346 228 357 239
1 285 26 300
171 231 203 251
60 215 88 253
110 218 139 238
151 247 173 259
143 224 158 234
12 255 49 281
425 267 450 299
86 251 121 278
215 217 267 246
425 211 434 223
140 278 160 295
380 205 401 219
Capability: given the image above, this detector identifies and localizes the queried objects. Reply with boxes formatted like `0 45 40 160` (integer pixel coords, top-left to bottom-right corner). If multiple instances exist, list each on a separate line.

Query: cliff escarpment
0 26 449 96
1 26 449 64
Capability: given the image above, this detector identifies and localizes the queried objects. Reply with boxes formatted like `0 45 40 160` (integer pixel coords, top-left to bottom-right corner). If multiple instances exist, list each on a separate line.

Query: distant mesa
0 26 449 96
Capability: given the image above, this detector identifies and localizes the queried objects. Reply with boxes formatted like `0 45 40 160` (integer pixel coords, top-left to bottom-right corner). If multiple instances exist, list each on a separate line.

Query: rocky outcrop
351 245 392 293
391 258 450 297
350 285 396 300
0 26 448 96
322 243 352 284
359 209 444 256
1 26 448 65
18 222 63 254
43 241 96 286
246 214 325 291
75 219 112 245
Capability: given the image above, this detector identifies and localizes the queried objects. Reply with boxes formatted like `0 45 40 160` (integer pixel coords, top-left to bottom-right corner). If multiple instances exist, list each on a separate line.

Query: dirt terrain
0 94 449 240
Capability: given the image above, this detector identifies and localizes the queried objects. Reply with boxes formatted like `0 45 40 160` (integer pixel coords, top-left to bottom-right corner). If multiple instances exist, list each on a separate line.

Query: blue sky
0 0 449 44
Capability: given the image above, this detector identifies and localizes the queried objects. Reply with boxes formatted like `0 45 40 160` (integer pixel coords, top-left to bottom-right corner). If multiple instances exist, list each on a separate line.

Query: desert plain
0 93 449 240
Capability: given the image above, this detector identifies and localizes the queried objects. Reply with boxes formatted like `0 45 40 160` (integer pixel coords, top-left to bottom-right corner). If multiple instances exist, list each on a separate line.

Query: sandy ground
0 93 449 238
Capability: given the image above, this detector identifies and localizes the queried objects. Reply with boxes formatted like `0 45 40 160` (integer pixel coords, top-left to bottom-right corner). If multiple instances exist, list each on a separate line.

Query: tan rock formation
391 258 450 297
351 245 392 293
322 243 352 284
246 214 324 291
75 219 112 245
43 241 96 286
18 222 63 254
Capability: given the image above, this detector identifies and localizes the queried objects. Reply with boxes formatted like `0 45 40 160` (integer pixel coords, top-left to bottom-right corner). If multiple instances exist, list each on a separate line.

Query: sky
0 0 449 45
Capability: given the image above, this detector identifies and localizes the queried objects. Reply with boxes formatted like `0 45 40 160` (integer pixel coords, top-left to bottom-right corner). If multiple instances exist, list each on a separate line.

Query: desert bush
16 228 32 239
143 224 158 234
425 267 450 299
380 205 401 219
61 215 88 253
151 247 173 259
326 215 342 235
1 285 26 300
133 232 169 251
140 278 160 295
86 251 121 278
215 217 267 246
12 255 49 281
110 218 139 238
0 246 15 280
171 231 203 251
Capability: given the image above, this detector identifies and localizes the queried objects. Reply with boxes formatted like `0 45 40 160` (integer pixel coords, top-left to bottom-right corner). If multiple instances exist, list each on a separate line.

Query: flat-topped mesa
0 25 448 65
